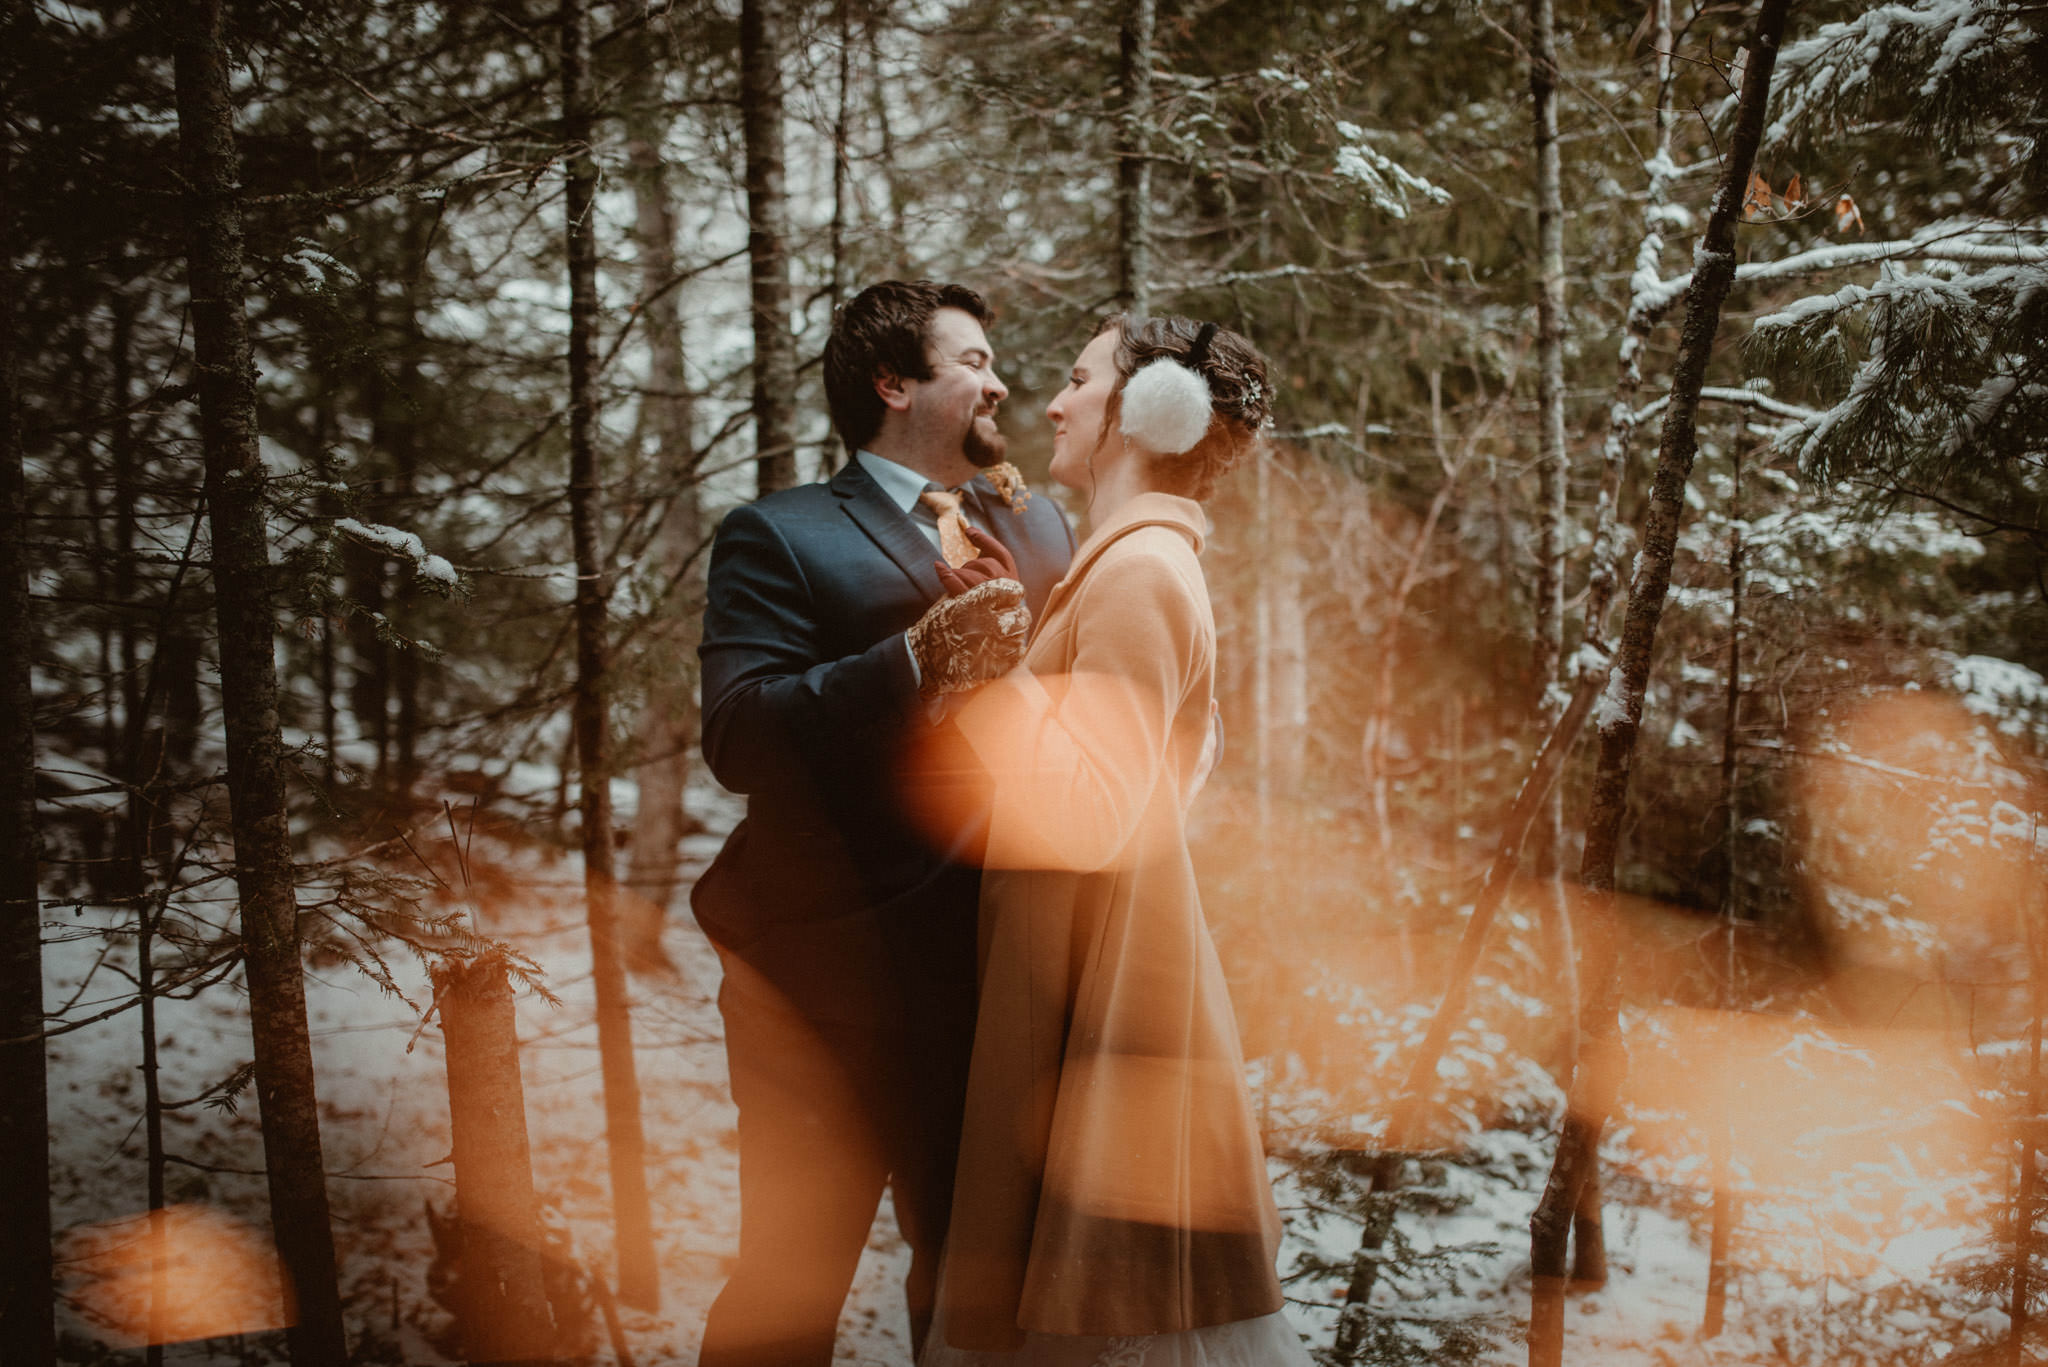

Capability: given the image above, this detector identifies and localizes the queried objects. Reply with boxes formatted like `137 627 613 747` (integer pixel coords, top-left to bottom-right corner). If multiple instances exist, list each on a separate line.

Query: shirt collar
855 449 939 515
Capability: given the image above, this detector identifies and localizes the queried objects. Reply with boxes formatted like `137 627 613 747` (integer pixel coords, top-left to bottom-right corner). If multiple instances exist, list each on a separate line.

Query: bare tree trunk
562 0 659 1310
741 0 798 495
1363 370 1459 856
1114 0 1155 313
1589 0 1678 630
345 528 390 792
171 2 347 1359
1253 448 1272 839
140 896 168 1367
0 105 56 1367
389 337 423 809
621 56 705 975
1271 488 1307 797
1703 1151 1735 1336
1332 660 1608 1354
1525 13 1586 1267
1527 0 1568 696
2012 896 2044 1367
820 0 854 475
1529 5 1794 1363
1718 437 1745 918
435 954 556 1360
1703 436 1746 1337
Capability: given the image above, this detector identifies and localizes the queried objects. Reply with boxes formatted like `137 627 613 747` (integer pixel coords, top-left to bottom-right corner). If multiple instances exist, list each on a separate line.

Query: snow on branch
1331 121 1450 220
1633 225 2048 318
1634 384 1821 427
1764 0 2019 148
333 517 461 590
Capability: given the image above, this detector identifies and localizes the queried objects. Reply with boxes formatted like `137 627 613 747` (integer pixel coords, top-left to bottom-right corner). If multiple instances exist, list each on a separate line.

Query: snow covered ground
41 772 2010 1365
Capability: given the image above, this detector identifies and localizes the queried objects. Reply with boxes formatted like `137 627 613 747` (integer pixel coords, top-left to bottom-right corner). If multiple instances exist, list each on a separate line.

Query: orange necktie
919 488 977 569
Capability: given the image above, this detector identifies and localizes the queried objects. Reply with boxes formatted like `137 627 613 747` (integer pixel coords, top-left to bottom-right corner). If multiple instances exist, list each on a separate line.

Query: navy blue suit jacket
693 457 1075 1001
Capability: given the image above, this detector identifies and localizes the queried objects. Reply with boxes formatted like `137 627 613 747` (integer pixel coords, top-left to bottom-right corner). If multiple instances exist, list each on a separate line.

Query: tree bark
1114 0 1155 313
2012 913 2043 1367
820 0 854 475
140 898 168 1367
0 97 56 1367
562 0 660 1310
1332 659 1608 1354
1530 4 1794 1363
741 0 799 495
434 954 556 1361
1588 0 1677 645
1527 0 1568 696
171 2 348 1360
621 52 706 975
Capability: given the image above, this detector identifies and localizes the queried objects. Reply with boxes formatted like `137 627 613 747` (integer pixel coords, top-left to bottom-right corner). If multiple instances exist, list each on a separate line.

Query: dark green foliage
1285 1149 1515 1366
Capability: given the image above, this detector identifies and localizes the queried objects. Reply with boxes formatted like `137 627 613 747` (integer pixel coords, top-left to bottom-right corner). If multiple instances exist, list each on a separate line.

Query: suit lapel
832 458 946 602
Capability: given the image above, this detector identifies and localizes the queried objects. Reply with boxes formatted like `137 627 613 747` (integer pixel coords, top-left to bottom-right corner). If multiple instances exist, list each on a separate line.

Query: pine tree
170 0 347 1358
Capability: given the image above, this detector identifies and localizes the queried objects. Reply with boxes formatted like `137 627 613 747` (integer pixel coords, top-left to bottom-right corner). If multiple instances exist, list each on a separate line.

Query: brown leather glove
935 527 1021 596
906 577 1031 699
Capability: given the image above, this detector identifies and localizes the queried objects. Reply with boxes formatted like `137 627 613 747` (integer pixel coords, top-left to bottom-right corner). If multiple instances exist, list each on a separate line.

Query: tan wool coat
937 492 1285 1350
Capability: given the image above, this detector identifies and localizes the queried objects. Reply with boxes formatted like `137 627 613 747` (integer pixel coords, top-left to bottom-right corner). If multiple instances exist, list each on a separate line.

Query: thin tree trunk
435 953 555 1360
741 0 798 494
1253 448 1272 839
1363 370 1458 856
562 0 659 1310
1114 0 1155 313
344 529 390 792
0 101 57 1367
1589 0 1678 635
171 1 347 1359
820 0 854 475
2013 900 2042 1367
1527 0 1581 1195
1703 436 1746 1338
1332 661 1608 1353
389 336 422 809
1271 487 1307 796
1704 1149 1735 1336
1529 5 1793 1364
621 54 705 974
1528 0 1568 696
1719 438 1745 917
140 896 168 1367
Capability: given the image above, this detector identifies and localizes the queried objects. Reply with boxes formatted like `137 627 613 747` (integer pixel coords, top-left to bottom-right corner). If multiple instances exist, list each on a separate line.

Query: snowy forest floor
41 774 2006 1366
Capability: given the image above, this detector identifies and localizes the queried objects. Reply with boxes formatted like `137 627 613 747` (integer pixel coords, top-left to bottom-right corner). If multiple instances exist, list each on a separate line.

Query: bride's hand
936 527 1021 596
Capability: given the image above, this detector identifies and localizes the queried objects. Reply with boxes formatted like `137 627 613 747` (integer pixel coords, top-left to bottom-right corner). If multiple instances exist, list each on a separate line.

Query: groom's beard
964 414 1007 468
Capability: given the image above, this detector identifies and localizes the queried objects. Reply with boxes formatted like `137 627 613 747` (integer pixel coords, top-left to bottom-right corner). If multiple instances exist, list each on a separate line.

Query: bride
919 314 1312 1367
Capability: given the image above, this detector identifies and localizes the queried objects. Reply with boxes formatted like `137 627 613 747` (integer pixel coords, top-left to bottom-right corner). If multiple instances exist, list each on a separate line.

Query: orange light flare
902 688 1575 1146
1618 1004 2000 1274
1790 691 2046 1018
1612 688 2046 1272
59 1204 295 1347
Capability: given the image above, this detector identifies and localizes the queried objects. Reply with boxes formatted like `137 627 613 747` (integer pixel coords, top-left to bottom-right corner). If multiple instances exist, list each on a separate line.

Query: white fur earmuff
1119 359 1214 455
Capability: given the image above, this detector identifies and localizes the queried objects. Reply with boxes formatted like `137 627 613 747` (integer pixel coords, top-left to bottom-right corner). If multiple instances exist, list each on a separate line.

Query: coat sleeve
698 502 920 796
954 541 1199 872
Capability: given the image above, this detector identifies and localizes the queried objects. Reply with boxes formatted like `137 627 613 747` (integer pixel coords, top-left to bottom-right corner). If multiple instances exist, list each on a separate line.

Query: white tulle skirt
918 1310 1315 1367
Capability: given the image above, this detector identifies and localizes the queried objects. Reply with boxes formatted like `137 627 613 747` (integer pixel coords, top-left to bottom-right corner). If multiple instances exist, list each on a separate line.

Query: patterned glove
906 577 1031 699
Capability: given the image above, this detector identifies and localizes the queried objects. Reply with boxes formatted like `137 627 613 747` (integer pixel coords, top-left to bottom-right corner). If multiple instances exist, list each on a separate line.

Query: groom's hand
907 577 1030 699
935 527 1021 596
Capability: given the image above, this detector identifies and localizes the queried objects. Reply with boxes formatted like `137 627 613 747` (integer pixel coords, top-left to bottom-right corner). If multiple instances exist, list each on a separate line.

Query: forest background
3 0 2047 1362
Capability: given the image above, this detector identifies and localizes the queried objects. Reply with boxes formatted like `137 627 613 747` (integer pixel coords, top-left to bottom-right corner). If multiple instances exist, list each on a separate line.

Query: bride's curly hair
1097 313 1272 501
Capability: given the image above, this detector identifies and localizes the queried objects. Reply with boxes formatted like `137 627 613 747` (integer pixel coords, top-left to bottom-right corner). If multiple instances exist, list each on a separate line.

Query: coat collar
1040 491 1206 623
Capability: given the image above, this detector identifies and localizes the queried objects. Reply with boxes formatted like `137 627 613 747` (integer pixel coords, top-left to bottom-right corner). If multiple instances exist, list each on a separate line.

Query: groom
692 280 1075 1367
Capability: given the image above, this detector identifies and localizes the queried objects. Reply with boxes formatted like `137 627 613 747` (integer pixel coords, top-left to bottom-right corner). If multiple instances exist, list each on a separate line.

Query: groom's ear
874 367 913 412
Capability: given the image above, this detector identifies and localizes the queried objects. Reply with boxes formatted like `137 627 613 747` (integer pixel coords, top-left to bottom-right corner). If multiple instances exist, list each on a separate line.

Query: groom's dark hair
824 280 993 455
